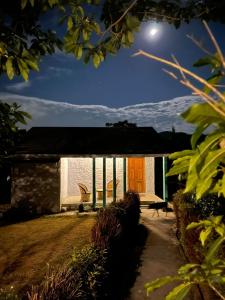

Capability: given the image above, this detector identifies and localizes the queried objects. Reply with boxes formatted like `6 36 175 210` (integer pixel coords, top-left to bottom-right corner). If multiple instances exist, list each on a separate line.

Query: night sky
0 19 224 108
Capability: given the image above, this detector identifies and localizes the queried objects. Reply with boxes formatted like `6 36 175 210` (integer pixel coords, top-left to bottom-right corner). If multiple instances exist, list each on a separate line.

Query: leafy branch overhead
1 0 225 79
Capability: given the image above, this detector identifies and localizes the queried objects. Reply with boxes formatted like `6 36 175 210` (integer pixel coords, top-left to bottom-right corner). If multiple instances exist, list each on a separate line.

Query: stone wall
11 161 60 213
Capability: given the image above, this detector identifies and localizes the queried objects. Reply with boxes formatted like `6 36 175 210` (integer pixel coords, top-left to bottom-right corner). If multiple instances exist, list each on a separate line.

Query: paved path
128 209 195 300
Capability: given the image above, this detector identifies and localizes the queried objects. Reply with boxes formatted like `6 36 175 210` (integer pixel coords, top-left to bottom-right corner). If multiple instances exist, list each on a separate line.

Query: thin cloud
48 66 73 76
36 75 48 81
6 81 31 92
54 49 74 61
0 92 200 132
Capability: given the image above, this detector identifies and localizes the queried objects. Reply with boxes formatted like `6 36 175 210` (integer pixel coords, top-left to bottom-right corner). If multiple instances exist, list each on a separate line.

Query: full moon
149 28 158 37
144 23 162 41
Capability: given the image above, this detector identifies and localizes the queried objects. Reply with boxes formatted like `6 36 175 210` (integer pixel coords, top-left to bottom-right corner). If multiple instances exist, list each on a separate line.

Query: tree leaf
93 53 100 68
145 276 178 295
18 110 32 119
172 155 191 167
199 227 212 246
6 57 14 80
126 15 140 30
77 6 84 17
200 149 225 177
166 161 190 176
92 22 100 34
205 236 225 262
215 225 225 237
165 283 192 300
186 222 201 230
17 60 29 81
193 56 220 68
196 169 217 199
184 170 198 193
191 123 209 149
82 29 89 41
21 0 28 9
98 51 104 62
213 215 223 225
14 112 27 125
127 31 134 43
67 16 73 30
188 132 225 177
169 149 195 160
74 45 83 60
25 59 39 71
178 263 199 275
73 27 80 42
48 0 58 7
204 74 222 94
181 103 222 126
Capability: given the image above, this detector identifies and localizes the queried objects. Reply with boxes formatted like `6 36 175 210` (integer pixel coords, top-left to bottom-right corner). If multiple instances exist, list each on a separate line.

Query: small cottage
9 127 190 213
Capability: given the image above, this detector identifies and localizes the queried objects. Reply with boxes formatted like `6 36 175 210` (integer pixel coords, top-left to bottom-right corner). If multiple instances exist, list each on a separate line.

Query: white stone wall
145 157 155 194
60 157 92 199
96 158 124 197
60 157 124 200
60 158 68 199
60 157 155 202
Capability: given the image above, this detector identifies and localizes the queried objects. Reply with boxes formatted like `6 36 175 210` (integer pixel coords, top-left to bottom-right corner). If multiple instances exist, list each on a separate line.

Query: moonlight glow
149 28 158 37
144 23 162 41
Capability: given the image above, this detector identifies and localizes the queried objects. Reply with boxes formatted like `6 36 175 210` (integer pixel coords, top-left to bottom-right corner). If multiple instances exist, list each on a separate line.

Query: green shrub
91 191 141 250
119 190 141 230
90 191 142 299
37 245 108 300
91 204 125 250
173 191 204 263
70 245 108 299
0 288 19 300
193 194 225 219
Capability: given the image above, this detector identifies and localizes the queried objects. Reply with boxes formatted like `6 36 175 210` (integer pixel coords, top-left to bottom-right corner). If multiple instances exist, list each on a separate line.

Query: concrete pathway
128 209 195 300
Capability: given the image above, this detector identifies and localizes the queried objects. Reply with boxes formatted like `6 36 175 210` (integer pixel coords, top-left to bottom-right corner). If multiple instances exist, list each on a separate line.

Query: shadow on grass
106 224 149 300
0 215 39 227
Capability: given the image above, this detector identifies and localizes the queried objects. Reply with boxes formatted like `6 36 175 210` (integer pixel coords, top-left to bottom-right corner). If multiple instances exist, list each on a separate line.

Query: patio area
61 192 164 210
60 156 168 211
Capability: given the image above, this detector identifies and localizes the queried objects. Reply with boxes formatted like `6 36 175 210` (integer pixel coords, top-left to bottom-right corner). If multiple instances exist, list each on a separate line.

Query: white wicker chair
107 179 119 197
77 183 91 202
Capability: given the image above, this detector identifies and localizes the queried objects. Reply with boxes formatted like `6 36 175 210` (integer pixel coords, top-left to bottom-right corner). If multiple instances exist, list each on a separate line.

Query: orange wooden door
128 158 145 192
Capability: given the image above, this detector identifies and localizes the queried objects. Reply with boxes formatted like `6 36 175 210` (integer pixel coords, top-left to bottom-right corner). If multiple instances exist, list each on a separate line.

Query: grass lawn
0 214 95 294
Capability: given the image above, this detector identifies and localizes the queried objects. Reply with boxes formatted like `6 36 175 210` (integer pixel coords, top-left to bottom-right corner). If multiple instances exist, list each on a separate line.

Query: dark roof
14 127 191 156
